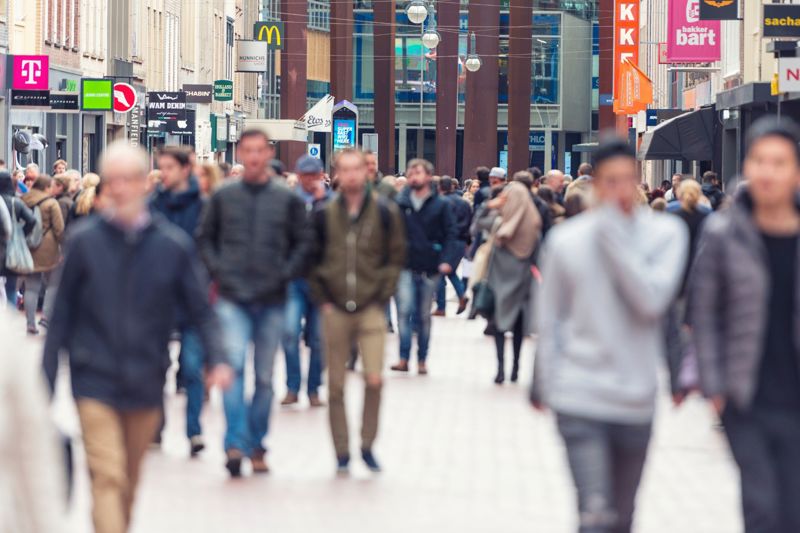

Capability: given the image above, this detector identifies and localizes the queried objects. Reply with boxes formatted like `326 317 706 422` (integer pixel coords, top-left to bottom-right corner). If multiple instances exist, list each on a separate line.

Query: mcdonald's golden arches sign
253 22 284 50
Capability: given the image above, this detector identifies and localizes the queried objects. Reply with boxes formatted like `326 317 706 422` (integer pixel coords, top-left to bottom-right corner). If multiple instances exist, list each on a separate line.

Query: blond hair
76 173 101 215
678 179 702 212
198 164 222 193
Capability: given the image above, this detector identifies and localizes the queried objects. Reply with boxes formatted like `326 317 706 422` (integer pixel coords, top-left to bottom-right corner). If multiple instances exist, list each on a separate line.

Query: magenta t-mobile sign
12 55 49 91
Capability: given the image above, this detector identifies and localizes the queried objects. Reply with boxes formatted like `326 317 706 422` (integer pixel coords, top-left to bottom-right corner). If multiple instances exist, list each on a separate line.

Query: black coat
43 215 225 410
395 187 460 274
197 179 314 304
149 177 205 239
444 191 472 243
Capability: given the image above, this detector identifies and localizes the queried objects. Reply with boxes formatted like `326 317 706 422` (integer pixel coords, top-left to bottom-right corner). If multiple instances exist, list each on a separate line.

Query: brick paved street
52 309 742 533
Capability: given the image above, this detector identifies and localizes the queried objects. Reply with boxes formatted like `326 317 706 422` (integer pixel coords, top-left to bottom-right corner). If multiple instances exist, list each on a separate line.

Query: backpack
25 198 49 249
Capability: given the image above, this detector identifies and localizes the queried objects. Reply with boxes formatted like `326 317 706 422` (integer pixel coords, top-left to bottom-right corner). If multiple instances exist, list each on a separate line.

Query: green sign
63 79 78 92
81 78 113 110
253 21 284 50
214 79 233 102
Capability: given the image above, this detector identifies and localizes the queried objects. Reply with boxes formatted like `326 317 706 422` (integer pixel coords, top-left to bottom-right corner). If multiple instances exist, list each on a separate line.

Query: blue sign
499 150 508 172
599 93 614 106
332 119 356 152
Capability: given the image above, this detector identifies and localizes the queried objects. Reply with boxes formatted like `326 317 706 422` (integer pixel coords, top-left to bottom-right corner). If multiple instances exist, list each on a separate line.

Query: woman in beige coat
22 175 65 334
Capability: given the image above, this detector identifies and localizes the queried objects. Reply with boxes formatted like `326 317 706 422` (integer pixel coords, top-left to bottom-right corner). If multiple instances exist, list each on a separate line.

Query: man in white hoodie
531 139 687 533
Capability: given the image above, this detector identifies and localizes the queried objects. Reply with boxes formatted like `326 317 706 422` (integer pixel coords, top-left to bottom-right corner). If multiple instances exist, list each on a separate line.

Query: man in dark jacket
43 142 231 533
471 166 492 208
390 159 459 375
0 170 36 305
690 117 800 533
434 176 470 316
150 145 209 456
700 170 726 211
197 129 314 476
309 148 406 474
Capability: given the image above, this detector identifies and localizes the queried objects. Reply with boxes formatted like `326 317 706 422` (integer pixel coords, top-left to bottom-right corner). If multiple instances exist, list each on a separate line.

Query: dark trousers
556 413 652 533
494 312 524 376
722 405 800 533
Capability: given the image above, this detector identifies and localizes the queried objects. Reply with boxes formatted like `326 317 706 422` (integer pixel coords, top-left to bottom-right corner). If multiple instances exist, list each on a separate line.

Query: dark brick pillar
280 0 308 169
508 0 532 174
373 0 396 174
435 0 458 179
598 0 614 131
330 0 353 103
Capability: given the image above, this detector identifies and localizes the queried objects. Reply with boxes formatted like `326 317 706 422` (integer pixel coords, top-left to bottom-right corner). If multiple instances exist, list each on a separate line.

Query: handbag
5 199 34 274
470 237 497 320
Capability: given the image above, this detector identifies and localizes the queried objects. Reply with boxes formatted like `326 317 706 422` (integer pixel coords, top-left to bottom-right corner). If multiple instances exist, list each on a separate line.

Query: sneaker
281 392 299 406
225 449 244 478
361 449 382 473
190 436 205 458
390 360 409 372
336 454 350 475
418 362 428 376
456 297 470 315
432 309 446 317
251 448 269 474
309 394 325 408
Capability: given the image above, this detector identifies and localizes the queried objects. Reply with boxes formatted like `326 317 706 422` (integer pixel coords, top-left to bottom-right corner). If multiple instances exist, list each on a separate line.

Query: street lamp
422 27 441 49
465 32 482 72
405 1 428 25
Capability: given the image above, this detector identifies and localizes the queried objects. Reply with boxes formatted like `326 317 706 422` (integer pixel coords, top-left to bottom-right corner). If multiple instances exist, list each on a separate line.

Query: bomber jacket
197 178 314 304
43 215 226 410
395 187 460 274
309 192 406 313
689 190 800 410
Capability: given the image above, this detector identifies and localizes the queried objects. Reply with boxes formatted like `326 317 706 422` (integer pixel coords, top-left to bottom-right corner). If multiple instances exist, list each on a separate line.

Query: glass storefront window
532 37 559 104
354 11 374 101
395 36 437 104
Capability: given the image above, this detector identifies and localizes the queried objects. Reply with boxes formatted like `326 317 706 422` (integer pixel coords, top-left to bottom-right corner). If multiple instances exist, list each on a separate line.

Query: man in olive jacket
309 148 406 474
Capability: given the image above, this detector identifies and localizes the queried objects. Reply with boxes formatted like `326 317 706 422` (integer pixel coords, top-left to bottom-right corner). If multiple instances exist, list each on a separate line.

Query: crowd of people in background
2 114 799 533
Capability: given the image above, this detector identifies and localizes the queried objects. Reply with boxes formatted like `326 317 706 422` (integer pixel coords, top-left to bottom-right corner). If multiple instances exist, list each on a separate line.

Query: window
43 0 49 41
226 17 234 80
61 0 67 46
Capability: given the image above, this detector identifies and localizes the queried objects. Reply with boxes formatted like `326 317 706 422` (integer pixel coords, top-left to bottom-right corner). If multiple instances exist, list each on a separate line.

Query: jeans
282 279 324 396
556 413 652 533
435 273 467 311
216 298 285 454
179 328 205 439
722 405 800 533
24 272 50 329
396 270 440 362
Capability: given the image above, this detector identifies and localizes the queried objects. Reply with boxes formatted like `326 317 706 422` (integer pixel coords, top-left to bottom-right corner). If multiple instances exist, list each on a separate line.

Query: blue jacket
148 176 205 239
396 187 460 274
43 215 225 410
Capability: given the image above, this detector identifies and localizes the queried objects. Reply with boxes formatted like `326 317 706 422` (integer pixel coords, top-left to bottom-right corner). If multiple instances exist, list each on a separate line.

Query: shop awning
638 106 716 161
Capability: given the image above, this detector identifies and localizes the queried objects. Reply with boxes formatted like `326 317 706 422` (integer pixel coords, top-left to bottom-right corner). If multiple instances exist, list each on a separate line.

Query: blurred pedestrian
145 169 161 195
197 130 313 477
150 145 210 457
68 173 100 224
22 175 65 334
544 169 566 203
309 148 405 474
281 155 330 408
52 159 67 176
690 117 800 533
390 159 459 375
434 176 471 317
51 174 73 224
485 182 541 384
471 166 492 207
0 170 36 306
43 142 231 533
537 185 565 224
664 173 682 202
701 171 726 211
532 139 687 533
197 163 223 197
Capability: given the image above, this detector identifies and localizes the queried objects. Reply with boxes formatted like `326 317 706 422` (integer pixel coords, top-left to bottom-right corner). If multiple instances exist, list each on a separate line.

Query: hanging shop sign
667 0 720 63
236 40 269 73
299 94 335 133
12 55 49 90
11 89 50 107
763 4 800 38
778 57 800 93
699 0 738 21
113 83 138 113
182 84 213 104
147 91 187 121
81 78 114 111
167 111 196 136
50 92 80 111
613 0 639 113
253 21 284 50
213 80 233 102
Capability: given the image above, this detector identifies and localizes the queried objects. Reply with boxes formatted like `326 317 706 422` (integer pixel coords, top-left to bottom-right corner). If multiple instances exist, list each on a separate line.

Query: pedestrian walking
281 154 330 408
532 139 688 533
433 176 471 316
309 148 405 473
22 175 65 334
51 174 74 225
43 141 231 533
700 170 726 211
390 159 459 375
0 170 36 306
149 145 210 457
484 181 541 384
689 117 800 533
197 129 314 477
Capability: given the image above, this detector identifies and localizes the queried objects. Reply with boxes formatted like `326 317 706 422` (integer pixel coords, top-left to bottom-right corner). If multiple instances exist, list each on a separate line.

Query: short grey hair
99 141 150 178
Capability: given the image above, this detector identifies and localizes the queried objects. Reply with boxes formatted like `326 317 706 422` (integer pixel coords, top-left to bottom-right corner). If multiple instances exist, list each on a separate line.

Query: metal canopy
638 106 716 161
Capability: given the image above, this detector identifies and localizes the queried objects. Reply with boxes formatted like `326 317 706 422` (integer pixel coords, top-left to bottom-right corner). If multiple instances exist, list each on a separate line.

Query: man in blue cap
280 154 330 407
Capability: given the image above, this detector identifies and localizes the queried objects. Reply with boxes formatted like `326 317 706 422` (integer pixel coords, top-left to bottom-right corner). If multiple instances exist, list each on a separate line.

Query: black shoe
190 436 205 458
484 323 497 336
336 454 350 475
38 317 49 329
510 367 519 383
494 371 505 385
226 449 244 478
361 449 382 473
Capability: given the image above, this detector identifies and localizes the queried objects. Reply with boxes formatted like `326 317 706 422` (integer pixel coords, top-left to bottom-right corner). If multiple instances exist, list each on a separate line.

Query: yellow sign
771 73 780 96
703 0 733 7
253 22 284 49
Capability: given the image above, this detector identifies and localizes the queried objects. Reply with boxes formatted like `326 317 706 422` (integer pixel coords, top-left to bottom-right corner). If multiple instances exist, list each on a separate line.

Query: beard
409 181 426 191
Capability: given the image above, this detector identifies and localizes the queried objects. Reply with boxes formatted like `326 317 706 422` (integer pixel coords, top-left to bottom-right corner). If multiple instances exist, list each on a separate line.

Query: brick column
330 0 353 103
280 0 308 169
435 0 458 178
507 0 532 174
373 0 396 174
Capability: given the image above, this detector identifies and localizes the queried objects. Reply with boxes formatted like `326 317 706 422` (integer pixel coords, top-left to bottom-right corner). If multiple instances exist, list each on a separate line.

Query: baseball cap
489 167 507 179
295 154 324 174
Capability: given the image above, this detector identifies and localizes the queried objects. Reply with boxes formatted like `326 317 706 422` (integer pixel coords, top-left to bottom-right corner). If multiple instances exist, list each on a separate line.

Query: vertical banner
613 0 639 115
667 0 720 63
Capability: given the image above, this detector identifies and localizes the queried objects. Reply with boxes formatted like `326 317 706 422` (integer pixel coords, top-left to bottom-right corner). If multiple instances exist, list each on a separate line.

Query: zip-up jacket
309 192 406 312
395 187 460 274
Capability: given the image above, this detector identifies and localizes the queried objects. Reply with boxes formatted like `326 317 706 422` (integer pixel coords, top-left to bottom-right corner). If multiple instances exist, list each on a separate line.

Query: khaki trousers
77 399 162 533
323 304 385 457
